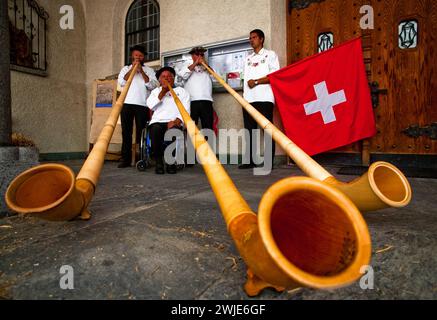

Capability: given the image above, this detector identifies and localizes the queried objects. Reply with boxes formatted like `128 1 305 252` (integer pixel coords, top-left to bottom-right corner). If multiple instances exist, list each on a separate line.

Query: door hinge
402 123 437 140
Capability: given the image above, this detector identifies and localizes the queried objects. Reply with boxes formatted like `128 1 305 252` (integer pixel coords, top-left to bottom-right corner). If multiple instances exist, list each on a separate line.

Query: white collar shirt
243 48 280 103
176 61 213 102
146 86 191 125
118 64 159 107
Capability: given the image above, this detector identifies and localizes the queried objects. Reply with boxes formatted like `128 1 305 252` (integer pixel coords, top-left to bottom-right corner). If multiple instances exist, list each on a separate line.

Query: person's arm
188 55 204 71
147 88 164 111
123 61 142 81
117 66 129 87
144 67 159 90
268 51 280 73
169 89 190 128
158 86 170 101
138 66 150 84
177 60 194 81
247 76 270 89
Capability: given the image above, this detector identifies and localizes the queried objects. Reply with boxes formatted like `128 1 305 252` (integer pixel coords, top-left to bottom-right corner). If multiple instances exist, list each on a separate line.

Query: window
317 32 334 53
125 0 160 63
8 0 49 75
398 20 418 49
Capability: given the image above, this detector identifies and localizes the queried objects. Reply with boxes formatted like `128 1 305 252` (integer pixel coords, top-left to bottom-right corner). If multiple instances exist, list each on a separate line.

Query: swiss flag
268 38 376 156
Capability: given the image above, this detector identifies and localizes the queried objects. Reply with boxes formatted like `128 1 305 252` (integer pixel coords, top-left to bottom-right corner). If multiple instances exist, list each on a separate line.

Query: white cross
303 81 347 124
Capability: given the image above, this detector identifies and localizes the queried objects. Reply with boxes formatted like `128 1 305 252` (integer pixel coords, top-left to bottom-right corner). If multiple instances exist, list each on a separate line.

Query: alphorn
201 61 412 212
5 64 139 221
165 80 371 296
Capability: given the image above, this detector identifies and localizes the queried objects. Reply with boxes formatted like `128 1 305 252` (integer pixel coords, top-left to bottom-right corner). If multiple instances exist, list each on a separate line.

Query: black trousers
242 101 275 164
120 104 149 163
190 100 214 130
149 122 182 164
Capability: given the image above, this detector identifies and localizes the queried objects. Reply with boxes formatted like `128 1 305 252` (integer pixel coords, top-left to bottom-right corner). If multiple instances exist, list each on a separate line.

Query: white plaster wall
11 0 87 154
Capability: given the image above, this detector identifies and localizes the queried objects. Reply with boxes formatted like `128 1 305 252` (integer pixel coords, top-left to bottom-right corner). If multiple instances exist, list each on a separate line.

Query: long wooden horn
201 62 412 212
5 64 139 221
165 80 371 296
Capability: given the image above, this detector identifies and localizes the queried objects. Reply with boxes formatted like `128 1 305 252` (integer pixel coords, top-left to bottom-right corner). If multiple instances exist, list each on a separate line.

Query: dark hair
188 46 207 55
156 66 176 79
250 29 265 44
130 45 147 56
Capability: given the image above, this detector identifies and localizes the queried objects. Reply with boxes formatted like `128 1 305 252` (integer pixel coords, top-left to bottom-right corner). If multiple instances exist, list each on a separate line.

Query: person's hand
158 86 170 100
133 60 142 73
248 79 257 89
167 120 176 129
195 55 204 65
161 85 170 94
168 118 181 129
137 64 149 82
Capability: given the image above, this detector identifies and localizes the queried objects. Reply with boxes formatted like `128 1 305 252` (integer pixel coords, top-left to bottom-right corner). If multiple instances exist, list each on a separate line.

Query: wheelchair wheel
136 160 147 171
137 123 152 171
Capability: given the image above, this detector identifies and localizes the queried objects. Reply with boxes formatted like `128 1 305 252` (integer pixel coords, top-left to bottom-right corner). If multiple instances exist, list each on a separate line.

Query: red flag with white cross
268 37 376 156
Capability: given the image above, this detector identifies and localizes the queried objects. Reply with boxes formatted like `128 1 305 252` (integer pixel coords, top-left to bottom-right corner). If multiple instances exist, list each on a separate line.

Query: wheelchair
136 121 187 172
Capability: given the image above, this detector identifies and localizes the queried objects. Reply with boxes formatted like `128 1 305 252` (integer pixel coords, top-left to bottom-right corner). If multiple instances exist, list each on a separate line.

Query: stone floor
0 160 436 300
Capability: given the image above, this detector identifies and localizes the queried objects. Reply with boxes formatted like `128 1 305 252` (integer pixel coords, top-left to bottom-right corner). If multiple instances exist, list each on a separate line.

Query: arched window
125 0 160 63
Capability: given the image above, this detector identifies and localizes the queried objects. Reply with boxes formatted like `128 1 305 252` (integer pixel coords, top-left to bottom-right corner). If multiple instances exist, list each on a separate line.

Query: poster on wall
89 80 122 145
162 38 253 92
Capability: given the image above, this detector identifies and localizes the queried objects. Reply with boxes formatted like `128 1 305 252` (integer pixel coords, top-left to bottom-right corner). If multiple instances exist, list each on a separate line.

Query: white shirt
146 86 191 125
177 61 213 102
118 64 159 107
243 48 280 103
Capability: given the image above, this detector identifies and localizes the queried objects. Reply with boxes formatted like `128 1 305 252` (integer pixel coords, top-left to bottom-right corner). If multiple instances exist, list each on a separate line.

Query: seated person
146 67 190 174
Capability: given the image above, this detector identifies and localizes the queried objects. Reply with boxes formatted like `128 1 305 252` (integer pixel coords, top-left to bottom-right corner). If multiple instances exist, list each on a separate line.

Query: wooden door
287 0 437 156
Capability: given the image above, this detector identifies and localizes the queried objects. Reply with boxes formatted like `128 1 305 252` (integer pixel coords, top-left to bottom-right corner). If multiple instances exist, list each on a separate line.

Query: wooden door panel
290 0 361 62
287 0 437 155
369 0 437 154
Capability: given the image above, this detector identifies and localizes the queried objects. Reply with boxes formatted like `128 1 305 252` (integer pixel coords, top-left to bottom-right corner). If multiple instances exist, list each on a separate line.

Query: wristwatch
254 80 259 86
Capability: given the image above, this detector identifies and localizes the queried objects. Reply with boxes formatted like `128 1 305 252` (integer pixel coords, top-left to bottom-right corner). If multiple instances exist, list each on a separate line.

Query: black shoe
118 162 131 168
166 164 177 174
238 163 256 169
155 163 165 174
